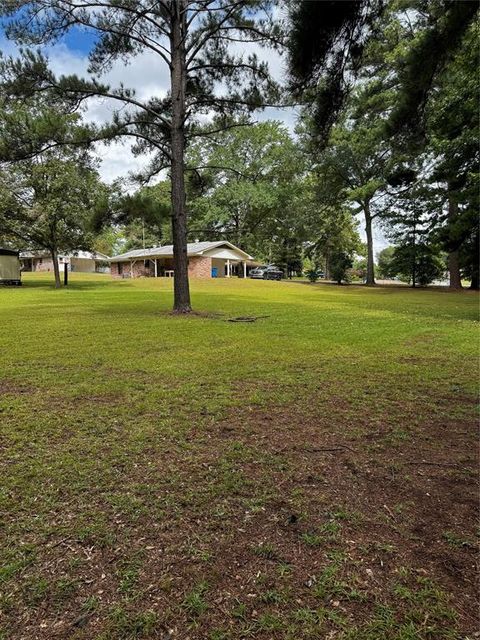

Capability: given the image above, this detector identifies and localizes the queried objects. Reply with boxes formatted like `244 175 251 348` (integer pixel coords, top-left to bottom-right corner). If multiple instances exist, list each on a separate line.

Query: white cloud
45 43 170 183
92 140 152 185
46 42 89 77
1 36 170 183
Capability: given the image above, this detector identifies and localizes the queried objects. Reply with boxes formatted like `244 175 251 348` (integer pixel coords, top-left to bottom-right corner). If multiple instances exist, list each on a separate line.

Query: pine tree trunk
470 230 479 289
235 214 241 247
51 248 61 289
170 0 191 313
411 227 416 288
447 250 462 289
364 202 376 286
447 189 463 290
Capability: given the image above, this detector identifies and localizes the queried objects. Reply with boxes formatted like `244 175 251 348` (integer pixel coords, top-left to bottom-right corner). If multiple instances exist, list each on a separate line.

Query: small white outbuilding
0 249 21 286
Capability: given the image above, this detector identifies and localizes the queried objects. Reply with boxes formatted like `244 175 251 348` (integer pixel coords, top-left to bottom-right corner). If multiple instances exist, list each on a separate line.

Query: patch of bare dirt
3 390 478 640
0 380 36 396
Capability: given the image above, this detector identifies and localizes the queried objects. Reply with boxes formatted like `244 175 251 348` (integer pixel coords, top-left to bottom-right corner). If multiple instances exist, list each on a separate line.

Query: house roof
0 248 20 257
20 250 110 261
109 241 253 262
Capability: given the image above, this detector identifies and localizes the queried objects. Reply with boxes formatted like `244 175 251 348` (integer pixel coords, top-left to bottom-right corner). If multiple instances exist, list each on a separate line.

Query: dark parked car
249 265 283 280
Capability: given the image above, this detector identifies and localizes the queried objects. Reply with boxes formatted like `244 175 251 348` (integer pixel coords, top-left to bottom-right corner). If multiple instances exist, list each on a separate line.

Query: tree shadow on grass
294 280 479 322
20 277 135 291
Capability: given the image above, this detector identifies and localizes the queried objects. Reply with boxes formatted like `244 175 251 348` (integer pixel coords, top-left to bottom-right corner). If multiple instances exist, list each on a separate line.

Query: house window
118 262 123 275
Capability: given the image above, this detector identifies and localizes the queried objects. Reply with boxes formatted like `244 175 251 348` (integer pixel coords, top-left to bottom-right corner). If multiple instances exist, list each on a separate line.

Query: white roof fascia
110 241 253 262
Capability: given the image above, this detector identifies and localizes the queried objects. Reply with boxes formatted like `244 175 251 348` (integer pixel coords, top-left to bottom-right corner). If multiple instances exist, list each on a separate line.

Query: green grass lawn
0 273 478 640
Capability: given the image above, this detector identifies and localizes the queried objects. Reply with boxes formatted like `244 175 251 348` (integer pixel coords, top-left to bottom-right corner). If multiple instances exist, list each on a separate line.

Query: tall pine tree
0 1 284 311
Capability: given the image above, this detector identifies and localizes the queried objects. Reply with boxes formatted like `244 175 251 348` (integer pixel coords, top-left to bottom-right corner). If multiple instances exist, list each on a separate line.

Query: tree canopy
291 0 478 289
0 0 477 292
0 147 106 287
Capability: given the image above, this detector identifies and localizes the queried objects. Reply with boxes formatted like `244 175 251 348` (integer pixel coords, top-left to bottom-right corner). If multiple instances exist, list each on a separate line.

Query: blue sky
0 16 96 53
61 27 97 55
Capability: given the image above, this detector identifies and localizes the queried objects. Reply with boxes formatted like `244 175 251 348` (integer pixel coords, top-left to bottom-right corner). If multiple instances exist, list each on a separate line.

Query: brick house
20 250 111 274
109 241 254 279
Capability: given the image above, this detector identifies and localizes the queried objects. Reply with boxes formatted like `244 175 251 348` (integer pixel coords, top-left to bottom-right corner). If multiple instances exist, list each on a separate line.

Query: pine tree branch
186 96 294 109
185 0 246 64
188 61 270 76
57 0 171 39
187 164 253 179
57 6 172 69
187 120 256 139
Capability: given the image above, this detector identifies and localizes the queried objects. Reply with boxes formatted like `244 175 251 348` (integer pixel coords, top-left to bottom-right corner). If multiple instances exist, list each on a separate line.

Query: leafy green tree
385 0 478 142
385 243 444 287
187 121 308 260
119 221 162 254
313 0 478 143
376 246 395 279
362 3 479 288
111 183 171 249
386 182 444 288
92 227 123 258
290 0 478 290
305 206 361 281
0 80 95 162
351 257 367 281
459 228 479 291
330 251 353 285
301 103 391 285
0 1 284 312
0 150 106 288
425 21 479 289
287 0 384 143
257 174 316 270
0 53 112 287
270 238 303 278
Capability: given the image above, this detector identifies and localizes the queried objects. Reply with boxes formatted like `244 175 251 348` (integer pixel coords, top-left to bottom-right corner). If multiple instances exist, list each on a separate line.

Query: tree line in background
0 1 478 303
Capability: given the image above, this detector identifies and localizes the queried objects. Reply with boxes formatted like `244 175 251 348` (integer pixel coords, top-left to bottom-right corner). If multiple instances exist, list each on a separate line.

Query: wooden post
64 262 68 286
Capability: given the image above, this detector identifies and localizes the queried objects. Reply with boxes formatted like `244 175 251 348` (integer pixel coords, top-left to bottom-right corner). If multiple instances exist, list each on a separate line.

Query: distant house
20 250 111 274
0 248 21 285
110 241 254 279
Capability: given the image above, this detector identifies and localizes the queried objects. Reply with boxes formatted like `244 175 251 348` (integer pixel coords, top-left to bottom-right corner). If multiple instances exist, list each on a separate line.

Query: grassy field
0 273 478 640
